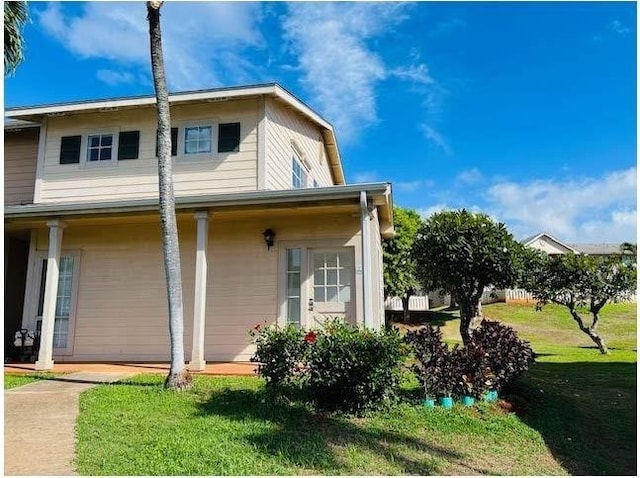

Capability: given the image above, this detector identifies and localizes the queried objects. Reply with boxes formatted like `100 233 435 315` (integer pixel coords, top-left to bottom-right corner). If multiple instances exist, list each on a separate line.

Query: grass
75 302 636 475
4 372 57 389
408 302 638 475
76 374 565 476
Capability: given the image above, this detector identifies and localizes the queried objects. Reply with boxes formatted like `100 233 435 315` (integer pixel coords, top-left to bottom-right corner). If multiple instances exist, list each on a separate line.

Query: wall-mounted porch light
263 228 275 250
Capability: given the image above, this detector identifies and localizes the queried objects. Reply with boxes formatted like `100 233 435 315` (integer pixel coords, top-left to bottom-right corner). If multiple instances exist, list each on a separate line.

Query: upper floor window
87 134 113 162
292 156 308 189
184 126 212 155
60 131 139 165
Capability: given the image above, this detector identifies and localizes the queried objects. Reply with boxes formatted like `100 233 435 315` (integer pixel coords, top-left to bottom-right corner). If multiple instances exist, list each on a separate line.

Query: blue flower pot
483 390 499 402
438 396 454 409
422 398 436 408
461 395 475 406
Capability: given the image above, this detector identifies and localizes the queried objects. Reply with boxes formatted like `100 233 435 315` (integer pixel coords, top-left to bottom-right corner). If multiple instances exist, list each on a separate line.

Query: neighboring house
4 83 394 370
506 232 633 302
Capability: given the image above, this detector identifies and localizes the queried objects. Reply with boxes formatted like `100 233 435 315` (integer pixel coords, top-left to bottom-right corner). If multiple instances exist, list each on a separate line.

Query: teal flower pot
422 398 436 408
461 395 475 406
438 396 454 409
483 390 499 402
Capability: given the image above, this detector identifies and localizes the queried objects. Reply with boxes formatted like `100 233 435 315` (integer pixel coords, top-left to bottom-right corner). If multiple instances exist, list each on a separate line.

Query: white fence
384 295 430 311
505 289 535 302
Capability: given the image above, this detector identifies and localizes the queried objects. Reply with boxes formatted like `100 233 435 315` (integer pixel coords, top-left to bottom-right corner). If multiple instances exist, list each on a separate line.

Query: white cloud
486 168 637 242
37 2 264 90
353 171 380 183
389 64 434 85
455 168 483 185
395 179 435 193
96 69 135 86
419 124 453 156
282 2 417 141
417 204 450 219
609 19 631 35
429 18 466 37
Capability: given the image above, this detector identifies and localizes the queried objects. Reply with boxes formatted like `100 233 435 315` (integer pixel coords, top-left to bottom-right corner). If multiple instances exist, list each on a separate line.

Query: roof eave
5 183 391 221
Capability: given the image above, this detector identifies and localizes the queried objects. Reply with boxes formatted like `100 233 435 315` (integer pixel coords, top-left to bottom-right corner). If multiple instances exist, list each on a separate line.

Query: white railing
384 295 430 311
505 288 535 302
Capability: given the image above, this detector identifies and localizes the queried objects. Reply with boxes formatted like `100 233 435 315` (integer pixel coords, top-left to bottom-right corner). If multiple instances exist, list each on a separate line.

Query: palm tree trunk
147 1 192 390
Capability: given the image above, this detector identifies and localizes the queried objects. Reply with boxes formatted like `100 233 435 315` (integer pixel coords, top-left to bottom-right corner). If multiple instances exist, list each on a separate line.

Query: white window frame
292 154 309 189
277 239 360 329
27 250 82 356
80 129 119 168
177 120 217 160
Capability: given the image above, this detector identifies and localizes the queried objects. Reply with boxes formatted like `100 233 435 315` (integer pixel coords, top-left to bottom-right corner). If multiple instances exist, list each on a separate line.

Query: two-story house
4 83 394 370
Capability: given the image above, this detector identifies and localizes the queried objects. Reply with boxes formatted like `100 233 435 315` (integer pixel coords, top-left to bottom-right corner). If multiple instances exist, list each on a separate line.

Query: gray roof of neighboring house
569 243 624 255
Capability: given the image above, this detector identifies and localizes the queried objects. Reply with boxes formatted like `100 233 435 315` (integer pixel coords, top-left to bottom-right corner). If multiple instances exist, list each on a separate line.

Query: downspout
360 191 373 328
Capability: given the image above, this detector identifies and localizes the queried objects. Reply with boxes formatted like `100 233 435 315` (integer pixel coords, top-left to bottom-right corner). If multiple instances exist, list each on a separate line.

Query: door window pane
36 256 76 349
286 248 301 326
313 250 353 304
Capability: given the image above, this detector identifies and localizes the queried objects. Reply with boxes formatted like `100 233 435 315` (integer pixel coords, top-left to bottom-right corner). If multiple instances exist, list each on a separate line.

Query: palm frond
4 1 29 76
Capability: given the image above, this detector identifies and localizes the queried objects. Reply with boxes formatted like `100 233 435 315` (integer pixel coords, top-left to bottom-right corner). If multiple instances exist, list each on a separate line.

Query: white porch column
189 211 209 371
35 219 65 371
360 192 374 329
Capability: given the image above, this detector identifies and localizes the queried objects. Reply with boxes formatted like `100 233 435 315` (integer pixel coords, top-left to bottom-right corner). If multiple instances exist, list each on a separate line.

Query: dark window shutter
59 135 81 164
117 131 140 160
218 123 241 153
155 127 178 157
171 127 178 156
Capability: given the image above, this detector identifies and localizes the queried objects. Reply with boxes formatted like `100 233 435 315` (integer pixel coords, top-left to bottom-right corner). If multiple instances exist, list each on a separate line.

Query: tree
523 253 636 354
4 1 28 76
413 209 525 344
383 206 422 322
147 1 192 390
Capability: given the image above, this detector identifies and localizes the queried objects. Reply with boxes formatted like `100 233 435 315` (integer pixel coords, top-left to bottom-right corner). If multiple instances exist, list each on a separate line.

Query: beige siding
27 209 361 362
370 208 385 329
4 128 38 205
527 237 573 254
265 98 334 190
38 99 259 203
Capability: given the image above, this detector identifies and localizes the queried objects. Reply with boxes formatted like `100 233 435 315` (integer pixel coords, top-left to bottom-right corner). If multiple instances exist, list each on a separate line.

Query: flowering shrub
305 319 407 414
250 319 407 414
249 323 308 389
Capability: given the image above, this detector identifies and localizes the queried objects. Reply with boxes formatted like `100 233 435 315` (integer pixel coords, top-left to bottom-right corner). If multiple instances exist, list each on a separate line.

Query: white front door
308 249 355 325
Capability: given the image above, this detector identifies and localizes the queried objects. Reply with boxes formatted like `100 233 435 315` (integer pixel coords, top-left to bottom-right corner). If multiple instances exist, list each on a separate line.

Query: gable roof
5 83 346 185
569 243 624 255
522 232 580 253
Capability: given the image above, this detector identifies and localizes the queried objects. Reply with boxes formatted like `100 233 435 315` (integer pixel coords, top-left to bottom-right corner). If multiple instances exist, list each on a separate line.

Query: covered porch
4 184 393 371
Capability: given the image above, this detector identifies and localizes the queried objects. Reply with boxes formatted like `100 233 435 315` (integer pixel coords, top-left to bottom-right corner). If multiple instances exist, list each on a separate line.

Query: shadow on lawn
194 388 489 475
509 361 637 476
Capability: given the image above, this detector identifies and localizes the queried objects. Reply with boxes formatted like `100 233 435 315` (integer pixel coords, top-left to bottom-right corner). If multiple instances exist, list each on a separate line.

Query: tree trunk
458 300 479 345
401 294 410 323
570 308 608 354
147 2 192 390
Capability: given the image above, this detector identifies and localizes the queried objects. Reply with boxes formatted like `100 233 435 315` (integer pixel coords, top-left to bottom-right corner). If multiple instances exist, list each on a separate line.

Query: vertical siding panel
4 128 39 205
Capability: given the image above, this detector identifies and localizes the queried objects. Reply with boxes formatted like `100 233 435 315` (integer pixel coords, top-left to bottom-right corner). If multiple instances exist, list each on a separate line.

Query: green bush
250 319 407 414
305 320 407 414
249 323 307 389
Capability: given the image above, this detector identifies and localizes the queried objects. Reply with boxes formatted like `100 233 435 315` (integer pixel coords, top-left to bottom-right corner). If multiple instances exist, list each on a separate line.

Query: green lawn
419 302 637 475
75 302 636 476
4 373 57 389
77 374 565 476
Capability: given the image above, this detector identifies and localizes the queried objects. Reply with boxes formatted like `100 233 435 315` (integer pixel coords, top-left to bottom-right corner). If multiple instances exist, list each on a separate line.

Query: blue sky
4 1 637 242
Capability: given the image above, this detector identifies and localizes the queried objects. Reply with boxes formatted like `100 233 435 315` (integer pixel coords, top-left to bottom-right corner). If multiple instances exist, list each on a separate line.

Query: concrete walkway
4 372 131 476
